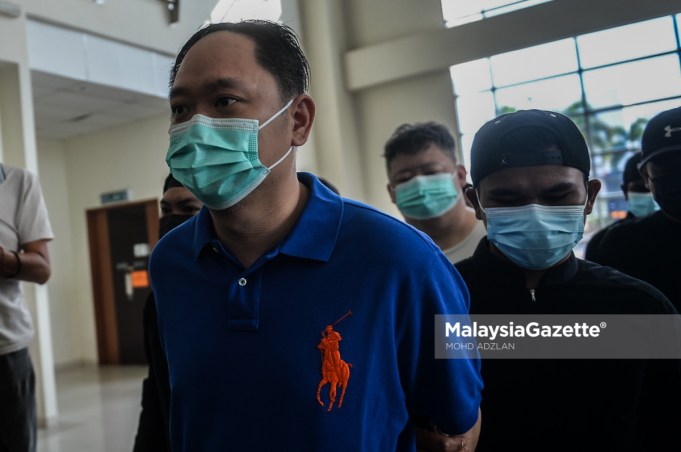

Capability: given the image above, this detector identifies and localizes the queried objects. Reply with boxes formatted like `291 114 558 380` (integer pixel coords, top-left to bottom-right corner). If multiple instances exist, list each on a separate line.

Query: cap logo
664 125 681 138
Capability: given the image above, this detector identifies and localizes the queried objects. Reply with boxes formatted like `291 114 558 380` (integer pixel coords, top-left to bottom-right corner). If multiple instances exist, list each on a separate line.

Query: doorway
87 199 159 364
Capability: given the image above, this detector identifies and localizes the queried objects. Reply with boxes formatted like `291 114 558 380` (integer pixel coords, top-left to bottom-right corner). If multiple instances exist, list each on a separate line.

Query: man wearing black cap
585 152 659 260
456 109 681 451
134 173 202 452
591 106 681 311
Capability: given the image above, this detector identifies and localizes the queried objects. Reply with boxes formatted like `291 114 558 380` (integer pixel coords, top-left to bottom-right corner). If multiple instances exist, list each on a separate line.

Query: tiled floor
37 365 147 452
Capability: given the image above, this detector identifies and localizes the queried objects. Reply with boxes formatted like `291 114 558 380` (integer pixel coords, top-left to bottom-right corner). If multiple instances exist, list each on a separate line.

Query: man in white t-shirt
0 164 53 452
384 122 486 263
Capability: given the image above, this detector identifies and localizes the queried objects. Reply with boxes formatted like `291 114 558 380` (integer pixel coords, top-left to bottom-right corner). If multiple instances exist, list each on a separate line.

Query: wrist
0 248 21 278
8 250 21 278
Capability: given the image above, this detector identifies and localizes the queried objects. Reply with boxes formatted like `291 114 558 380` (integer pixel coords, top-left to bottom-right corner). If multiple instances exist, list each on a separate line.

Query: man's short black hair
163 172 183 193
383 122 457 170
170 20 310 102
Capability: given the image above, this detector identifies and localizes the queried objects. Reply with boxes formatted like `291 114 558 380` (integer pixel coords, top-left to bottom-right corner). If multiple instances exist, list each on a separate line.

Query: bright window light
210 0 282 24
441 0 553 27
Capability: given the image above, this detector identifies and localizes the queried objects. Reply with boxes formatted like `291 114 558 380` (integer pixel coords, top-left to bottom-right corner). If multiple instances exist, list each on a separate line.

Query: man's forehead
172 31 260 86
648 152 681 169
388 147 455 175
163 187 194 201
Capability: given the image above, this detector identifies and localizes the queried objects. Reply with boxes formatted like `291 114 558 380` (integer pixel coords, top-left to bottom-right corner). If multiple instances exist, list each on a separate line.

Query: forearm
0 241 52 284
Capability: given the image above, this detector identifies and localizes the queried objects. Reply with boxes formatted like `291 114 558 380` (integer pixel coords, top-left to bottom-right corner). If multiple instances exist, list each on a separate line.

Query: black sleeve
636 357 681 449
584 227 607 262
133 293 171 452
636 291 681 449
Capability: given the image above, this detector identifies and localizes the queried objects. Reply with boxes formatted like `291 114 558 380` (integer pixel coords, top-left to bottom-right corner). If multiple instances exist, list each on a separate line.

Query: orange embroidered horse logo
317 310 352 412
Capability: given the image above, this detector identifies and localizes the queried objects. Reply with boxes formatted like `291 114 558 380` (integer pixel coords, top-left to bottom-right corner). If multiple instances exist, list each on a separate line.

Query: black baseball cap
163 172 184 193
470 109 590 186
622 153 643 187
639 106 681 167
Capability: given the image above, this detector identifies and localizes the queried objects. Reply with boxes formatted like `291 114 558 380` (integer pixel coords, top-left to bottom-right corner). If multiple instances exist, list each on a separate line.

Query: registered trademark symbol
600 322 607 328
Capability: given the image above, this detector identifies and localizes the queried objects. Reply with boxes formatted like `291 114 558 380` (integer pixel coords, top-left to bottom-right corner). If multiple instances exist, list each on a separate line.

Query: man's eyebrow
395 162 443 175
169 86 188 100
175 197 200 206
486 187 521 197
170 77 248 100
541 182 577 194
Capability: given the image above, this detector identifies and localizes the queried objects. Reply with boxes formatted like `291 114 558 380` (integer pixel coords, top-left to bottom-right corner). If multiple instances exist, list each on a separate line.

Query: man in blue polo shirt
150 20 482 451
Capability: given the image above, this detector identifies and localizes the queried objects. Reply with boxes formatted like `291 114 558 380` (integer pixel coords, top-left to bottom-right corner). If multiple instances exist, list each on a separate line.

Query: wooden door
87 199 159 364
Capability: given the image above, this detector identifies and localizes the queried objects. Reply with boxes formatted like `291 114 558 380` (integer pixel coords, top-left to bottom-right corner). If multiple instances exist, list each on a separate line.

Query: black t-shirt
589 211 681 312
456 239 681 452
133 294 171 452
584 212 634 262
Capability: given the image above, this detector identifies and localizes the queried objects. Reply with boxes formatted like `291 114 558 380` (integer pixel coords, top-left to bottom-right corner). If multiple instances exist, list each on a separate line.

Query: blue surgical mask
627 191 659 218
484 203 585 270
394 173 459 220
166 99 294 210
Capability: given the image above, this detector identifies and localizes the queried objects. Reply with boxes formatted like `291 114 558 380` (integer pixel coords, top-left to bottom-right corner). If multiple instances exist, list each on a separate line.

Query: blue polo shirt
150 172 482 451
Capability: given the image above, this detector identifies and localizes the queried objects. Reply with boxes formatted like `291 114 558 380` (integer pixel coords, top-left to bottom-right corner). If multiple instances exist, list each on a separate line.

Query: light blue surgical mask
483 203 586 270
394 173 459 220
627 191 659 218
166 99 294 210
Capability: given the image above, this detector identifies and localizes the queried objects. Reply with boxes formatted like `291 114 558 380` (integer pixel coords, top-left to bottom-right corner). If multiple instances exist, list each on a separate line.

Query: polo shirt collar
191 172 342 263
279 172 342 262
471 237 579 287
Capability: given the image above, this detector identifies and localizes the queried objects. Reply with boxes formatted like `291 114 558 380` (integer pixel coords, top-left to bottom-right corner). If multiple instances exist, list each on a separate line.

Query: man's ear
639 166 652 191
290 94 315 147
387 183 396 204
465 186 484 220
585 179 602 215
455 165 468 185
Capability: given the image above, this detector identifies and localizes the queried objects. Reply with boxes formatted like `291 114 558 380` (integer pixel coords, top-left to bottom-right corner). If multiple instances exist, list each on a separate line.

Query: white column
0 54 59 427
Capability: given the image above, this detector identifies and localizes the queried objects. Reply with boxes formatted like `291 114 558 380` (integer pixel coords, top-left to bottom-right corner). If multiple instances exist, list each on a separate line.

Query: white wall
300 0 456 216
37 113 170 365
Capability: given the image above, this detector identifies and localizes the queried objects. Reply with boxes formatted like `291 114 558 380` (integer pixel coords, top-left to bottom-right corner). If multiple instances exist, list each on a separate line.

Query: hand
415 424 468 452
414 410 480 452
0 246 6 276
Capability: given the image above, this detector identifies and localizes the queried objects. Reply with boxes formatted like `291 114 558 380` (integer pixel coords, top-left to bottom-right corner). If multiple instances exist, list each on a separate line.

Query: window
449 15 681 247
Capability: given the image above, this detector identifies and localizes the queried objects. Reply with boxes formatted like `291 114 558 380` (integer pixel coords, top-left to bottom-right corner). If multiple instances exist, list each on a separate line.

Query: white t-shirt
443 220 486 264
0 164 54 354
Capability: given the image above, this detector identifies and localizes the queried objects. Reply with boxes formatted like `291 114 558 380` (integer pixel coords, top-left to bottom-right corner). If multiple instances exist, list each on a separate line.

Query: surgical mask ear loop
474 188 487 215
258 99 296 171
268 146 295 171
258 99 295 130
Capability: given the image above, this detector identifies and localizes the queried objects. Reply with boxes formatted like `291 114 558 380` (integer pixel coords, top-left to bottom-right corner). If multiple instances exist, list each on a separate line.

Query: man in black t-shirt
458 109 681 451
590 107 681 310
584 152 659 261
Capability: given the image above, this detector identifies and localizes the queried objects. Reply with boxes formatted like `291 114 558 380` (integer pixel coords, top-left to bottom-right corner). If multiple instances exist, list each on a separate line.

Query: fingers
415 424 467 452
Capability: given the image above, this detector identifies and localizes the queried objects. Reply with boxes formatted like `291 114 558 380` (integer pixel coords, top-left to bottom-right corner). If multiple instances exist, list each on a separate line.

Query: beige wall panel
62 113 170 362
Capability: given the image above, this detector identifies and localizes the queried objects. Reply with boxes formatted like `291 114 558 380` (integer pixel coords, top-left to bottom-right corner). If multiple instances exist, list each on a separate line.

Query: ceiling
31 71 170 140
